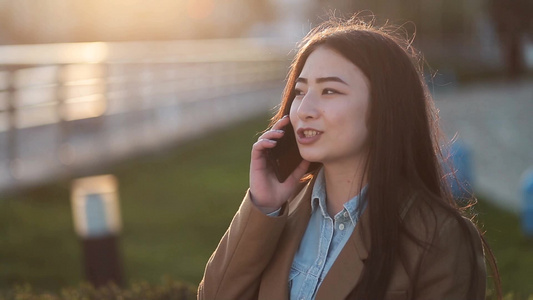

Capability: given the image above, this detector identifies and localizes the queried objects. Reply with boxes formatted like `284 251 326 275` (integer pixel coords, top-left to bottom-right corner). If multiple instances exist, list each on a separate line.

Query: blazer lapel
259 179 315 299
316 208 371 299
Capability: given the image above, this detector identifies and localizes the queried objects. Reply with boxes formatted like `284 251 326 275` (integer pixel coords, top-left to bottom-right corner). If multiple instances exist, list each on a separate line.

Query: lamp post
71 174 123 287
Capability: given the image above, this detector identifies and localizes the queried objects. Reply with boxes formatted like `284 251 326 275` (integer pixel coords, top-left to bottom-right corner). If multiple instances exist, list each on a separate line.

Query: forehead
298 46 367 83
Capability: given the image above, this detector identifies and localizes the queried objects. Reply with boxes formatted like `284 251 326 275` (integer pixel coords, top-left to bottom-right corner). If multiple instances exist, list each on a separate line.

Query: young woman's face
289 46 371 166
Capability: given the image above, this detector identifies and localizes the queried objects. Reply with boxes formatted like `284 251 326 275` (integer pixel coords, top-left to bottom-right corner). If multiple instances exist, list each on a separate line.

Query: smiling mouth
303 130 321 137
298 129 323 138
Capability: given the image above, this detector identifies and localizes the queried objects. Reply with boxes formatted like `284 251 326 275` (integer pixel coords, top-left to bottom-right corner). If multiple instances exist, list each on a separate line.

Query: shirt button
339 223 345 230
343 211 349 218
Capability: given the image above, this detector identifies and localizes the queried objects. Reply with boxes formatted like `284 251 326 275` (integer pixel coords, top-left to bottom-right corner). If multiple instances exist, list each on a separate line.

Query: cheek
364 102 371 129
289 100 299 124
351 99 369 126
356 109 369 137
337 103 369 138
336 117 368 153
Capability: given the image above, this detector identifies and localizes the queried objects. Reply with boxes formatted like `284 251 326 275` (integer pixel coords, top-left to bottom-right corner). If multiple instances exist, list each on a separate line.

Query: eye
322 88 341 95
294 88 305 96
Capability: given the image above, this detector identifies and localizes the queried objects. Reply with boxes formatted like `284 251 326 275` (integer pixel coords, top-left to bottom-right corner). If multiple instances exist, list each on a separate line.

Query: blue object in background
448 140 473 199
85 193 109 238
521 169 533 238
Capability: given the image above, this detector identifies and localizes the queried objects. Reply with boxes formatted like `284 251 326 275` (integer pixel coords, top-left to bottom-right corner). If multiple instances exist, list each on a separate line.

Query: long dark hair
269 16 501 299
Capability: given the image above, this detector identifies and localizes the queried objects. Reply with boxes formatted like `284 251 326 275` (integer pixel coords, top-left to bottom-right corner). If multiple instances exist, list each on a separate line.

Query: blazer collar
316 192 418 298
259 177 316 299
260 176 372 300
316 207 371 299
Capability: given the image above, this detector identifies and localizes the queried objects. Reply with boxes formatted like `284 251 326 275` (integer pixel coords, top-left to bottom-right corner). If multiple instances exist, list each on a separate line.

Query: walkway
434 79 533 213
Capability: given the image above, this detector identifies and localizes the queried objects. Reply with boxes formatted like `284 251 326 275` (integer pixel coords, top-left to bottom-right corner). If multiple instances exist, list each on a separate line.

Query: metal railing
0 39 289 192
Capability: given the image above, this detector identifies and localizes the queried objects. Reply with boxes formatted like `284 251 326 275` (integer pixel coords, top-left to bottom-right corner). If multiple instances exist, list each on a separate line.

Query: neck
323 158 367 217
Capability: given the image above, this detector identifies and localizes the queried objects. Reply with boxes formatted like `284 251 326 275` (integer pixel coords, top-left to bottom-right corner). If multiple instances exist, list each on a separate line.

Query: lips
296 128 323 144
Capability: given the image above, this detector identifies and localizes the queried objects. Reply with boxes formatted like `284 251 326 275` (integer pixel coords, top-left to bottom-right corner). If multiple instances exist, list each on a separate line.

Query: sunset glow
187 0 215 20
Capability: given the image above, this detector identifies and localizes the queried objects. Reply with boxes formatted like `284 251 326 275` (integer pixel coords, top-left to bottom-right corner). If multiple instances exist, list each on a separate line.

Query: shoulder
401 194 479 246
400 195 487 299
399 194 486 281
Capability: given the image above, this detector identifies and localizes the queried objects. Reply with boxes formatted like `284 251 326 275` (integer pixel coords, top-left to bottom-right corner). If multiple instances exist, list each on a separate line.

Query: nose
296 92 320 120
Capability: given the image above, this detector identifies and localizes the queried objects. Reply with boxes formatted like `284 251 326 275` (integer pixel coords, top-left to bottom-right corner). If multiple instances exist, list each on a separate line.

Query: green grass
0 116 270 292
0 115 532 297
475 197 533 298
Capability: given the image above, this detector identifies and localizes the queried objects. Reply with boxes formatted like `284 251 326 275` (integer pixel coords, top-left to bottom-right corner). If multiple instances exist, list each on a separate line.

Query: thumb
289 159 311 183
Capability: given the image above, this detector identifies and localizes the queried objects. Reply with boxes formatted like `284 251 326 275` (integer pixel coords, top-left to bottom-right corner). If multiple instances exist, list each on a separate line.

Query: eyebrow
296 76 348 85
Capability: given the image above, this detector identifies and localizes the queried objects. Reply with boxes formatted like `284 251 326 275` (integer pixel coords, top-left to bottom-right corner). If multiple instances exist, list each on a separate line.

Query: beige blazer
198 178 486 300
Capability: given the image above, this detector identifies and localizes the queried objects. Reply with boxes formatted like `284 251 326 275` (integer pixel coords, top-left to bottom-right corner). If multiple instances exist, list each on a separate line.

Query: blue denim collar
311 167 367 225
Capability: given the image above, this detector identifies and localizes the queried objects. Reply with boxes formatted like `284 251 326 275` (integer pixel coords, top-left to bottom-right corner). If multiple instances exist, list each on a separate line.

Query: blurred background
0 0 532 298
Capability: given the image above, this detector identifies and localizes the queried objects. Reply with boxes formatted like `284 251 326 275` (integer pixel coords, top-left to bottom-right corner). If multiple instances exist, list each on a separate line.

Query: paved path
434 79 533 214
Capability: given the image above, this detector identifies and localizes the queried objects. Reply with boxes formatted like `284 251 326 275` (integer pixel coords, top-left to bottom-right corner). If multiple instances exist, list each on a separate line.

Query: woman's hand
249 116 311 214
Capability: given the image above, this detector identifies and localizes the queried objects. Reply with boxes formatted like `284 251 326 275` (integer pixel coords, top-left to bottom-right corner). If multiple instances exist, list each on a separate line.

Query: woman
198 16 499 300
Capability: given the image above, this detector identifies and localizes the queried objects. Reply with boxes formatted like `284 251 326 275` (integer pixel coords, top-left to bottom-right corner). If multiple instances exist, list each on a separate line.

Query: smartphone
265 123 303 183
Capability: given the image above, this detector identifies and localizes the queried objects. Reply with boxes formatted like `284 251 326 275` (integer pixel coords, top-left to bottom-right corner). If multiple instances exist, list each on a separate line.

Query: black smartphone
265 123 303 183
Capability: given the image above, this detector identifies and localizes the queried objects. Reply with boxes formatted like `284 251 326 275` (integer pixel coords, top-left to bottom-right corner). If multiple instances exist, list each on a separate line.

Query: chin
299 151 324 164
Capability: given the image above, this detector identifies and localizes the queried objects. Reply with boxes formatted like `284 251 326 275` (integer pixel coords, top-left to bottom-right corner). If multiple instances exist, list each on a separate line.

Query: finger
258 129 285 141
251 139 277 160
271 115 290 131
288 159 311 183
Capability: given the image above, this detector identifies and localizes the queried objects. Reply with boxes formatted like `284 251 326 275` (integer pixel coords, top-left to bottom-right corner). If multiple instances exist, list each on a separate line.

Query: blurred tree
489 0 533 78
314 0 481 38
312 0 533 81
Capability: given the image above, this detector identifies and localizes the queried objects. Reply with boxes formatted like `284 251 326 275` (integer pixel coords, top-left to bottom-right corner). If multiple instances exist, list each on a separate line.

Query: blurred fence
0 39 288 192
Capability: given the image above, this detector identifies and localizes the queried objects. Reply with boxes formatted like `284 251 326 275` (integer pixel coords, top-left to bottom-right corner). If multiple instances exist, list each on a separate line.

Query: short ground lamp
71 174 123 287
522 169 533 238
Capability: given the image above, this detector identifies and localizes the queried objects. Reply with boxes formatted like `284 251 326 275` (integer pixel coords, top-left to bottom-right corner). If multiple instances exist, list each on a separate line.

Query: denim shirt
289 168 366 300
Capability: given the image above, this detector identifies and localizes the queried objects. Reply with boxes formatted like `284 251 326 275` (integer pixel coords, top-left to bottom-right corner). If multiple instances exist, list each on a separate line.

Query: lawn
0 114 531 298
